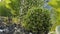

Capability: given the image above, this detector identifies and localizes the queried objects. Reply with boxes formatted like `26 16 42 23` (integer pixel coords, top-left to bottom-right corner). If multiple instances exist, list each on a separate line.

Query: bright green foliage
48 0 60 12
5 0 20 16
48 0 60 31
7 0 20 16
21 7 52 34
0 0 20 17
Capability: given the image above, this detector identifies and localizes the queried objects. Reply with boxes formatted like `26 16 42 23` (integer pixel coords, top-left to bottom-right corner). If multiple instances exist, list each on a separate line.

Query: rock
0 29 4 32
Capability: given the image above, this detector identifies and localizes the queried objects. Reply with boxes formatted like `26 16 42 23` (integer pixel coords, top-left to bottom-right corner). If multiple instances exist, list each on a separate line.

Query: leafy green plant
19 0 44 20
21 7 52 34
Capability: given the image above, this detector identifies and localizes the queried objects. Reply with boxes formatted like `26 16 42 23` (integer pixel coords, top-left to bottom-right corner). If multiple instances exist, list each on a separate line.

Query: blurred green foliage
19 0 44 19
21 7 52 34
0 0 20 17
0 6 12 16
48 0 60 30
0 0 20 24
0 0 53 34
48 0 60 31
